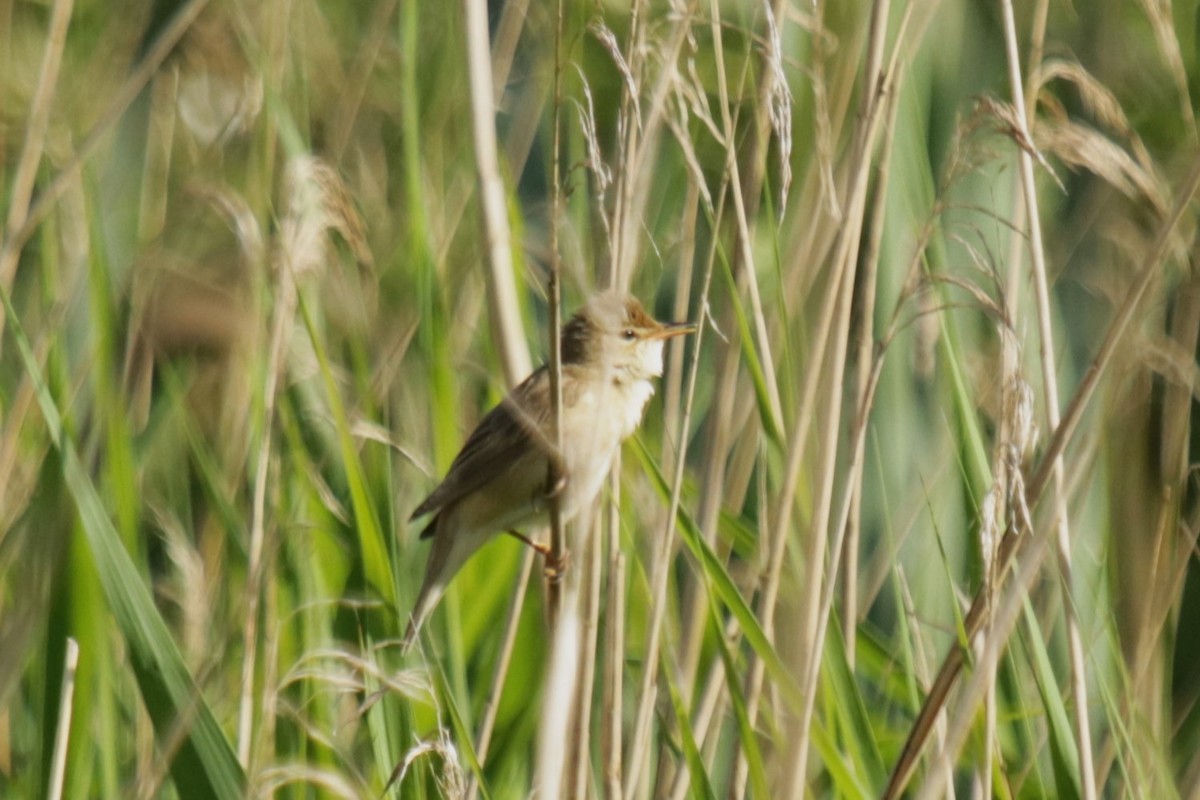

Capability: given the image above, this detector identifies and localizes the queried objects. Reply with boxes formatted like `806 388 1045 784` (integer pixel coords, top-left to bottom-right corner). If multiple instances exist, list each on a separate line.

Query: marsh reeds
5 1 1200 798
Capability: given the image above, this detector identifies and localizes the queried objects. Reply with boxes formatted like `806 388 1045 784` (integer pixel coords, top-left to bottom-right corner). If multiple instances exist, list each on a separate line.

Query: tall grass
3 0 1200 797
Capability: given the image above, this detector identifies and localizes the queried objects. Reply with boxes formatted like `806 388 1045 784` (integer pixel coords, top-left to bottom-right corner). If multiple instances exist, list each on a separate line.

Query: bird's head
562 291 695 381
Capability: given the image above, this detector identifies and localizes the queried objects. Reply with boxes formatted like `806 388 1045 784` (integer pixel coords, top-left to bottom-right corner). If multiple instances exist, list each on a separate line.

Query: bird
401 290 694 652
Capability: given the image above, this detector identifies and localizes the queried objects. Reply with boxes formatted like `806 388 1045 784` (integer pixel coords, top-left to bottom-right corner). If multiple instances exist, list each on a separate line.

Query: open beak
646 321 697 340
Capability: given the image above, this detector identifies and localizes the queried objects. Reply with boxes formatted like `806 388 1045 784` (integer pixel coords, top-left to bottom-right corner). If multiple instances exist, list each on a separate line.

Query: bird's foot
543 548 570 584
506 528 549 556
505 529 569 582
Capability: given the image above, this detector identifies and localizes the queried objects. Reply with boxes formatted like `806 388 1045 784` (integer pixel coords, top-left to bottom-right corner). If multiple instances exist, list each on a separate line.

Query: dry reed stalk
999 0 1096 785
841 46 903 672
986 0 1051 785
784 54 909 800
464 548 535 800
603 459 624 790
464 0 533 386
256 540 281 790
543 0 566 637
570 506 604 799
239 239 295 769
783 1 895 793
605 0 648 291
136 69 179 247
0 0 75 333
672 618 740 800
705 0 784 436
885 150 1200 799
673 34 778 778
457 2 540 788
536 596 581 799
603 552 626 797
662 181 700 473
490 0 531 103
47 638 79 800
678 0 787 697
534 0 572 792
623 183 718 800
739 187 847 800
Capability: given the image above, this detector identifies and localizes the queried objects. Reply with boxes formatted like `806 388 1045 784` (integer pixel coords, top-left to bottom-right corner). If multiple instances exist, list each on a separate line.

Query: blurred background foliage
3 0 1200 797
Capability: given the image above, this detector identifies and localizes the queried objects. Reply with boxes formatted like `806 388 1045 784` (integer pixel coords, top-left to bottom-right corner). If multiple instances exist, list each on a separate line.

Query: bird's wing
409 367 554 525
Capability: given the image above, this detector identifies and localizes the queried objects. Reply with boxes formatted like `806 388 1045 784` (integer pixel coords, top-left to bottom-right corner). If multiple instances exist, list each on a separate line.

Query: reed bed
3 0 1200 797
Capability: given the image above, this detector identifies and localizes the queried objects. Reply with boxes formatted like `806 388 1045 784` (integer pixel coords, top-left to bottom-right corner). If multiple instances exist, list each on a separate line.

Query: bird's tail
401 514 490 655
400 574 447 655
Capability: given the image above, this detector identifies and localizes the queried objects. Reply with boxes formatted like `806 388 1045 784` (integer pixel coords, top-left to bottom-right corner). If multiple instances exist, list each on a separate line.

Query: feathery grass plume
1035 117 1168 215
589 20 643 134
255 765 364 799
277 155 373 280
762 0 793 217
571 65 614 245
973 94 1065 191
388 729 466 799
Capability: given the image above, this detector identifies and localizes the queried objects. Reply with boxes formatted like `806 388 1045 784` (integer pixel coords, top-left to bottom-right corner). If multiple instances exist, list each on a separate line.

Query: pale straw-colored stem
623 204 717 800
570 508 604 798
47 638 79 800
841 45 902 674
536 590 580 799
461 2 537 793
465 548 535 800
534 0 571 792
989 1 1049 795
489 0 530 104
463 0 533 386
672 618 740 800
783 1 893 793
679 0 785 701
705 0 784 437
998 1 1097 795
607 0 647 291
238 264 296 768
603 553 626 797
0 0 75 334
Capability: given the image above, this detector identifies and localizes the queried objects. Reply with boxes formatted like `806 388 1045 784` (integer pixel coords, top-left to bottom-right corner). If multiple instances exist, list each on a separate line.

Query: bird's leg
543 548 569 584
505 528 549 556
505 529 569 583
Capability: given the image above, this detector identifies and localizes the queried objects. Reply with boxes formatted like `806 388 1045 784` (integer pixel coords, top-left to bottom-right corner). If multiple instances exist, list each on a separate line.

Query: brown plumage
401 291 694 652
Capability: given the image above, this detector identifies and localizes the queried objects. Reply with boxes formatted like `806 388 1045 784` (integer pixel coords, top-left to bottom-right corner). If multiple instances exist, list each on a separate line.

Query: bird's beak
646 321 697 340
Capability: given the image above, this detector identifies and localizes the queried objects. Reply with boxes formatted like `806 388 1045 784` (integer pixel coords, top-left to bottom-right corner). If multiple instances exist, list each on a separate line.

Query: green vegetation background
3 0 1200 797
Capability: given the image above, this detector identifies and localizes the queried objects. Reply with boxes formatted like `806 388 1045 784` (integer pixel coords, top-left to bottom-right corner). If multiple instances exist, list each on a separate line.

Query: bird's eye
621 328 636 341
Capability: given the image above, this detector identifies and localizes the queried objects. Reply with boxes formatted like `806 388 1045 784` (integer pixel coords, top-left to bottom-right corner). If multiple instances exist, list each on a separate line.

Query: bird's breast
617 378 656 439
555 377 655 519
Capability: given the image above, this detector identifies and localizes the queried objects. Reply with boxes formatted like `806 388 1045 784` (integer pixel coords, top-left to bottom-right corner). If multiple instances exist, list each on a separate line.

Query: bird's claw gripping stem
542 548 569 584
505 529 569 583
